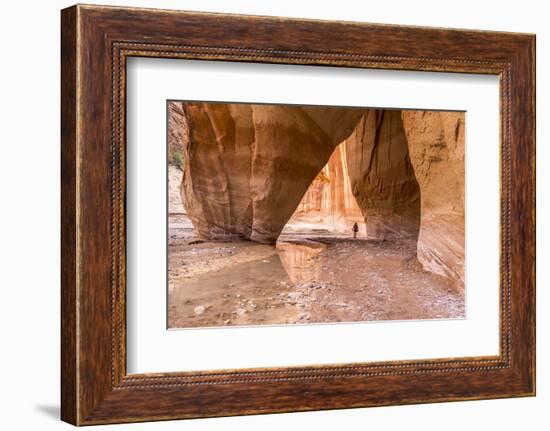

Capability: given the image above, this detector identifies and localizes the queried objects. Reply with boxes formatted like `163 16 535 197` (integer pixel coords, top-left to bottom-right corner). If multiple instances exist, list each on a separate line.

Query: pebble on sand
234 307 247 316
193 305 206 315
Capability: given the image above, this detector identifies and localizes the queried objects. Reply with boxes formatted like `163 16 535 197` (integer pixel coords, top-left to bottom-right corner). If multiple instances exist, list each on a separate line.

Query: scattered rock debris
168 232 464 329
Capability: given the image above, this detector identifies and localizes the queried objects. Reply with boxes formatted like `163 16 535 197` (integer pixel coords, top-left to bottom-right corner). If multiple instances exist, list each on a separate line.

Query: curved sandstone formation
344 110 421 240
401 111 465 283
179 103 255 239
178 102 363 243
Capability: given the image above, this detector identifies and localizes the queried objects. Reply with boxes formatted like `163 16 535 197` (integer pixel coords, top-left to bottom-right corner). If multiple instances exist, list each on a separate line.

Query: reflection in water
168 240 328 328
276 240 326 283
168 248 301 328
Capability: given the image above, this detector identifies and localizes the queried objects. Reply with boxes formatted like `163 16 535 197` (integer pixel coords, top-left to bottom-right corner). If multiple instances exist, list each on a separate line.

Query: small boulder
193 305 206 315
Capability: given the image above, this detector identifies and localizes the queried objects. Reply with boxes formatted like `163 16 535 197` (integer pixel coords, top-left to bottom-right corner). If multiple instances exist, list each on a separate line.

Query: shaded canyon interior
168 101 465 328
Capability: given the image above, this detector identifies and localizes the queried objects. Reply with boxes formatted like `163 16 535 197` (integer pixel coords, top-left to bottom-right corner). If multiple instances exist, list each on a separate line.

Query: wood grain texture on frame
61 4 535 425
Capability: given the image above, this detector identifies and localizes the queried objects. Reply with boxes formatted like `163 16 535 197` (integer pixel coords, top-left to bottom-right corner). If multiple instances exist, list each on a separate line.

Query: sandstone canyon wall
344 110 421 240
168 102 188 215
288 144 364 232
401 111 465 282
168 101 188 167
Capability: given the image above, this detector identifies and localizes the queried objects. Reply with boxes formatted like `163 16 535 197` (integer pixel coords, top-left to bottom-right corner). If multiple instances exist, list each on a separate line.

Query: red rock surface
402 111 465 283
287 144 364 234
344 110 421 240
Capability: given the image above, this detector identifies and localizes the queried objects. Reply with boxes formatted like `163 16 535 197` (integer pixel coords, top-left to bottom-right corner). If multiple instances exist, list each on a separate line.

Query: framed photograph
61 4 535 425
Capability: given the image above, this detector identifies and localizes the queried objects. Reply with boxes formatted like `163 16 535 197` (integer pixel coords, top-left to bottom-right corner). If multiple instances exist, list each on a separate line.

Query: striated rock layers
168 102 188 215
344 110 421 240
168 102 188 166
289 144 363 230
168 166 185 215
401 111 465 282
176 102 363 243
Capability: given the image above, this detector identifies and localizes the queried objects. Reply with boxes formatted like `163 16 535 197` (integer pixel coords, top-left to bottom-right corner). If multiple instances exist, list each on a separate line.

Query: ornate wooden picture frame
61 4 535 425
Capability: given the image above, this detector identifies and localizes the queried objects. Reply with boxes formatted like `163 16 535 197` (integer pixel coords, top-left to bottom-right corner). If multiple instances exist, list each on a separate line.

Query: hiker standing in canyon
352 222 359 239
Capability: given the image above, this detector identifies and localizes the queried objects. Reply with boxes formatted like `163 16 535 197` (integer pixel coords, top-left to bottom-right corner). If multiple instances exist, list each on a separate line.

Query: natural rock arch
179 102 364 243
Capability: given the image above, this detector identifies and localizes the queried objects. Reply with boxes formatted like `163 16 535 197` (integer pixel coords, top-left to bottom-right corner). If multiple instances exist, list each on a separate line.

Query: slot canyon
167 101 465 328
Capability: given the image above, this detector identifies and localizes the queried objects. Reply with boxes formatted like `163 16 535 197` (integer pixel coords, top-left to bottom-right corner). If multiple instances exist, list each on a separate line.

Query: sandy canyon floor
167 216 465 329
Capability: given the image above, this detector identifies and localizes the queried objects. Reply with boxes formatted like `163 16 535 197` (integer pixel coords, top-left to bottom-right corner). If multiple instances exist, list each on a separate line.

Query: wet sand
168 221 465 329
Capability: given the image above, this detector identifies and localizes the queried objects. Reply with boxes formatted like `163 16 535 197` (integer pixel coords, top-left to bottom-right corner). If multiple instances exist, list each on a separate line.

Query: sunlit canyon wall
286 144 364 234
402 111 465 282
